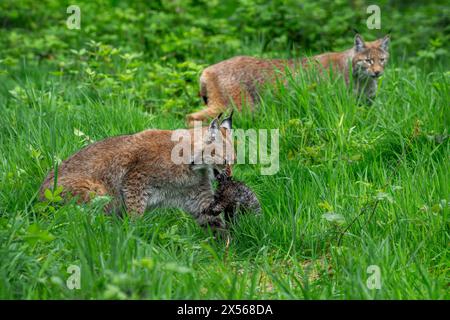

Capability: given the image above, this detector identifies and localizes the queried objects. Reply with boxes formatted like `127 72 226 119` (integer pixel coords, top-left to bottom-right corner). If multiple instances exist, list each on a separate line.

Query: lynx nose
373 70 382 77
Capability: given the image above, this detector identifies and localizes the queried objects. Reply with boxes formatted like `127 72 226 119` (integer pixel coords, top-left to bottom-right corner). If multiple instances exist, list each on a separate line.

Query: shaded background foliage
1 0 449 59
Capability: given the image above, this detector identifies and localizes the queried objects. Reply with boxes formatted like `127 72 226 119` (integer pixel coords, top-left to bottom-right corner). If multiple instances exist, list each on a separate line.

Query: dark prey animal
203 166 262 222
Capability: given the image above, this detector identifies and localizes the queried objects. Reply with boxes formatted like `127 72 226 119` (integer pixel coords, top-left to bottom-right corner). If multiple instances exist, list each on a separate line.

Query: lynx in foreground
40 115 234 230
187 34 390 125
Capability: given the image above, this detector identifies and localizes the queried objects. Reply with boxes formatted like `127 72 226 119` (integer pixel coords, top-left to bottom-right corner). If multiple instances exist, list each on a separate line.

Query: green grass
0 52 448 299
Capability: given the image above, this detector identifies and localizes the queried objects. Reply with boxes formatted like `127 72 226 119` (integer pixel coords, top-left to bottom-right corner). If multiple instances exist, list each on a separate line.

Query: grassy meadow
0 1 449 299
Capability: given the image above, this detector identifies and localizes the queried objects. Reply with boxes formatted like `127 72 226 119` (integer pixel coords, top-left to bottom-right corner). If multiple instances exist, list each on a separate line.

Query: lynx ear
220 111 233 130
354 34 365 52
380 34 390 51
207 115 220 142
209 117 219 130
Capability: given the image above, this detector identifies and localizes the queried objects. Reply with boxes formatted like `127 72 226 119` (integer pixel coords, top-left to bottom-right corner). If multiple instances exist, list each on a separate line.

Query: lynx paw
186 113 206 127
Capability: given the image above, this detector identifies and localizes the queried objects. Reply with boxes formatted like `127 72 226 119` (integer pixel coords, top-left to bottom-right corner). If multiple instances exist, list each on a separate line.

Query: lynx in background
187 34 389 125
40 115 234 230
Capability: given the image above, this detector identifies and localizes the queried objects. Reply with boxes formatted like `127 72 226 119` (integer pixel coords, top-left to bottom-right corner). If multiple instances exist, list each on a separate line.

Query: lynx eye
380 58 385 62
365 58 373 64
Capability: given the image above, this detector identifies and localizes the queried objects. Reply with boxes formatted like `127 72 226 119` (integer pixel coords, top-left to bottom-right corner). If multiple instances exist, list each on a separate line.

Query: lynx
187 34 389 125
40 115 234 229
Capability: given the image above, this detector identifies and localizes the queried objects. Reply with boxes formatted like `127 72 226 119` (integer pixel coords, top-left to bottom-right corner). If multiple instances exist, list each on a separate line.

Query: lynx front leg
186 70 229 126
121 179 148 218
122 191 147 218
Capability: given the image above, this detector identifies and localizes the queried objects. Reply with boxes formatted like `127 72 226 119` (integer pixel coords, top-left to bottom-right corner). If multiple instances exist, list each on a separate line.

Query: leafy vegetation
0 0 448 299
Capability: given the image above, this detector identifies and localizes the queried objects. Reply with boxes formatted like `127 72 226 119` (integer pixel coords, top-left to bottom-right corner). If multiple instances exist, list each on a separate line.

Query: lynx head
192 113 235 172
352 34 390 79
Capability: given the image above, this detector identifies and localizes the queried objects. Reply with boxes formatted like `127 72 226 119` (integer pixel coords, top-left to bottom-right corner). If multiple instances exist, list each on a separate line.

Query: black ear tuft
380 34 390 51
209 117 219 130
354 34 365 52
220 110 233 130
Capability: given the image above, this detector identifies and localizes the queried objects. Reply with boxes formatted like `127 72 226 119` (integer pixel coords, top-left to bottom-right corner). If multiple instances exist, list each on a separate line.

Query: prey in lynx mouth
203 166 262 222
